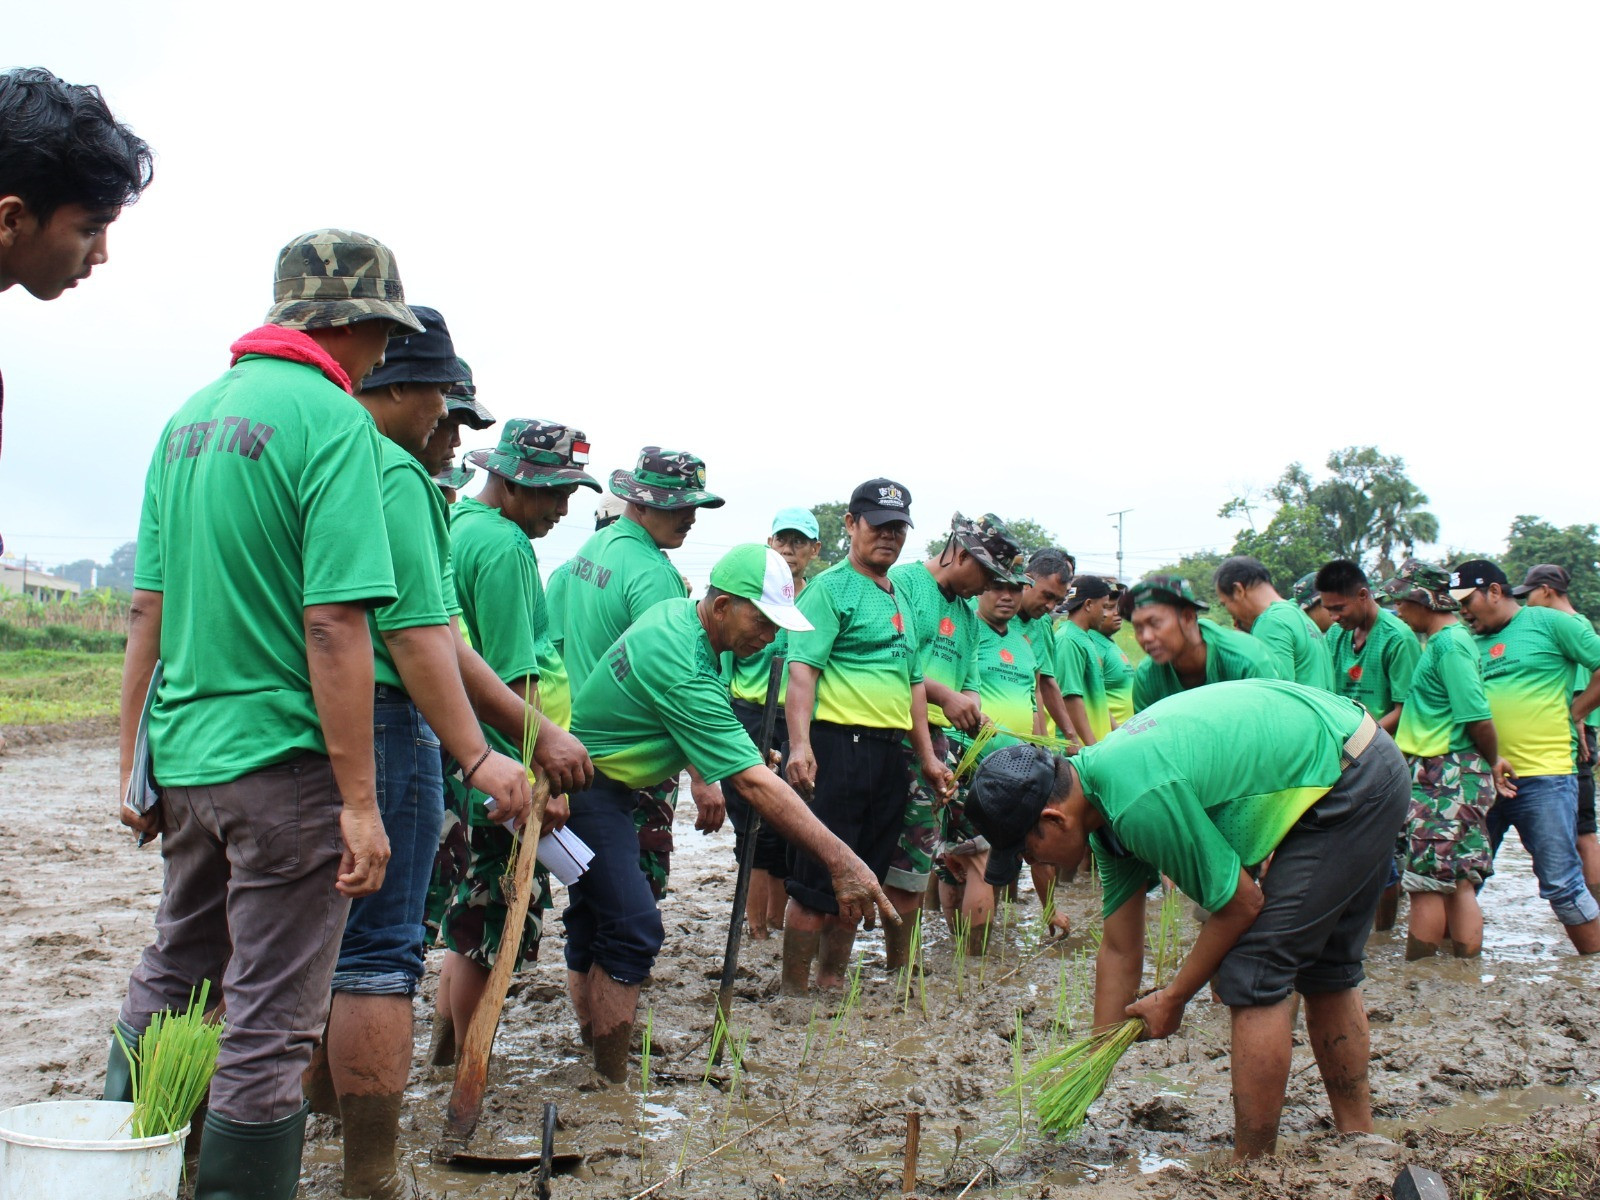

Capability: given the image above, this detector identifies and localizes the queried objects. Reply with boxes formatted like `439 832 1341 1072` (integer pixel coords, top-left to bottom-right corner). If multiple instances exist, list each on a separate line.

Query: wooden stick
900 1111 921 1195
442 772 550 1149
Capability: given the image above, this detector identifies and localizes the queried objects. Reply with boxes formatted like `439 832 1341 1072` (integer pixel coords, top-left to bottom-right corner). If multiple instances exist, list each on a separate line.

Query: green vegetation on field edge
0 649 124 726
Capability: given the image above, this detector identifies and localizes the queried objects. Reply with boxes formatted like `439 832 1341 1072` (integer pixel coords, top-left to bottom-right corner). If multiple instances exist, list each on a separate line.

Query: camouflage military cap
951 512 1027 584
1129 573 1209 611
609 447 724 510
264 228 424 336
466 418 601 491
432 465 476 492
1290 572 1321 610
443 359 495 430
1379 558 1458 612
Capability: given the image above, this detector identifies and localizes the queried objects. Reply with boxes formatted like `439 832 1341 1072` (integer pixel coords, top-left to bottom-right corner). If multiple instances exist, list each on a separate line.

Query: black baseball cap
1511 564 1571 597
967 744 1061 884
848 477 914 527
1065 575 1112 613
1449 559 1509 602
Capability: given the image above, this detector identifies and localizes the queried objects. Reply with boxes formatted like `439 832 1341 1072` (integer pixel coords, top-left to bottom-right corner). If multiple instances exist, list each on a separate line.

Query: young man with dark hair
1128 574 1278 711
1215 555 1334 690
1054 576 1115 744
418 358 495 480
566 545 895 1079
1092 584 1136 727
1453 559 1600 953
965 679 1411 1160
1315 559 1420 733
1383 560 1510 959
1015 547 1079 740
112 230 417 1200
783 479 949 991
1516 563 1600 895
0 67 153 456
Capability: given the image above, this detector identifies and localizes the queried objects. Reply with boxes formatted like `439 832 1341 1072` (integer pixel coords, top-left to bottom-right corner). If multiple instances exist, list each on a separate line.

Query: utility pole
1107 509 1132 583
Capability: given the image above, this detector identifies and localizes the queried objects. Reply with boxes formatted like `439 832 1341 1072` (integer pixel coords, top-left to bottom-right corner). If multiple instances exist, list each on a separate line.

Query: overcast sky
3 4 1596 587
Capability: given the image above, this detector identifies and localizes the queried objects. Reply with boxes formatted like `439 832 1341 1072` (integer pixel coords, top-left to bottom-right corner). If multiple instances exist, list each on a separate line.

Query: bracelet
462 746 492 786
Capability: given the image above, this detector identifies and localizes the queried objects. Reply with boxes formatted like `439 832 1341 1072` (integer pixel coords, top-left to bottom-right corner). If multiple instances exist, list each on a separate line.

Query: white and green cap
710 544 814 633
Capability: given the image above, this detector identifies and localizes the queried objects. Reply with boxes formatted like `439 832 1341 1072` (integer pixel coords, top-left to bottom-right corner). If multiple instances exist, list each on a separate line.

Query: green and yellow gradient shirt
1091 628 1136 726
1474 605 1600 777
1054 620 1113 741
1131 619 1278 713
1077 680 1367 917
371 439 459 691
889 561 980 727
1015 612 1058 680
135 355 396 785
1393 621 1489 758
950 616 1039 758
1326 607 1420 719
729 631 790 708
1251 600 1335 691
788 560 923 730
571 598 765 789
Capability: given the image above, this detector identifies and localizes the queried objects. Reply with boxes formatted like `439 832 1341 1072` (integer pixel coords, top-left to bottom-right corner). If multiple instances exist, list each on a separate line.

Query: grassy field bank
0 650 123 726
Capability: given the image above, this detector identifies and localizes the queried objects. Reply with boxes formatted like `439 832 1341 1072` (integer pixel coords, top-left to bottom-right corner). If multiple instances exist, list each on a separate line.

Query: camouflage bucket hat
432 464 475 491
1129 573 1209 611
265 228 424 336
951 512 1028 584
466 418 602 490
442 358 495 430
1290 572 1321 610
1380 558 1458 612
610 447 724 510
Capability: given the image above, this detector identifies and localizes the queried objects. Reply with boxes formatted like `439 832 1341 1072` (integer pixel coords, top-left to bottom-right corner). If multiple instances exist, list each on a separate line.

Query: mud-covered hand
532 723 593 796
830 856 899 929
786 742 818 798
691 776 726 832
541 790 570 835
337 804 391 898
1125 987 1185 1040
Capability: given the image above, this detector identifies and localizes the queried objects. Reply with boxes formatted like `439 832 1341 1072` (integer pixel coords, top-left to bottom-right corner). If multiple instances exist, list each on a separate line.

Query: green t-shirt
950 616 1038 756
1014 612 1057 679
537 636 572 731
135 354 397 786
1091 628 1136 726
1325 607 1420 719
369 439 457 690
1393 621 1490 758
888 561 979 727
557 517 688 695
1054 620 1112 741
570 598 765 788
1474 605 1600 777
729 631 790 708
788 560 923 730
545 558 571 657
1251 600 1335 692
1567 612 1600 729
1076 679 1367 917
1131 619 1279 712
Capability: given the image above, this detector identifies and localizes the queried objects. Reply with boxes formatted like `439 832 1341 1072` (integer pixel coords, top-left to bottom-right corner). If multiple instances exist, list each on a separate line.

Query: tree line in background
50 541 138 593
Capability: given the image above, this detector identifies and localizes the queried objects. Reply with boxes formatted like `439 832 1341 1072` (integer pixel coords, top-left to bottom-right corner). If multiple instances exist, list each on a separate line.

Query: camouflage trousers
633 777 680 902
426 773 550 972
934 767 990 887
1401 750 1496 893
888 732 946 893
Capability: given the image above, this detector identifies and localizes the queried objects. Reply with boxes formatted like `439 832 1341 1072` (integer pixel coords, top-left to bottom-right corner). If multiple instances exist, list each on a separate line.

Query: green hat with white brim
710 544 814 633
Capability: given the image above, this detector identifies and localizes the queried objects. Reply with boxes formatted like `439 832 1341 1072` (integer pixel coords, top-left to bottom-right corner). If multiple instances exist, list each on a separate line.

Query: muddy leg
327 993 414 1199
883 886 923 971
1373 882 1401 931
746 870 775 940
568 968 593 1045
960 859 997 956
1406 892 1445 960
428 957 456 1068
1443 885 1483 957
782 900 825 994
587 966 640 1083
1228 996 1295 1160
1581 834 1600 899
817 919 857 989
1302 988 1373 1134
302 1036 339 1117
442 952 490 1058
1565 915 1600 955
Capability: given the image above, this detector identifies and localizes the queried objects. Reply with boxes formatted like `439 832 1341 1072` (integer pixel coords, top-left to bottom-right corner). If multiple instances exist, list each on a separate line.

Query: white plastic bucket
0 1099 188 1200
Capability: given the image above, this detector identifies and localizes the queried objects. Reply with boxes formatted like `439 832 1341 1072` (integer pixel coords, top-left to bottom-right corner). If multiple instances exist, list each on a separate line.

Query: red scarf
229 325 353 394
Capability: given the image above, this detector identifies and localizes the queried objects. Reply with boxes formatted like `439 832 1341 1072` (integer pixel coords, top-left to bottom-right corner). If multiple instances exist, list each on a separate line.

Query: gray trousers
120 753 349 1122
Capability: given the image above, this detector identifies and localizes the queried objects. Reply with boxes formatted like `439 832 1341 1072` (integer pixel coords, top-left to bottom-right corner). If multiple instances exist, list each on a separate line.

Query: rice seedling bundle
114 980 224 1138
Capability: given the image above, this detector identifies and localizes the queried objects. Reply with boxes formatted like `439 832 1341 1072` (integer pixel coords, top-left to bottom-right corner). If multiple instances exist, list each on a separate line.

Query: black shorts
1577 724 1598 837
786 721 910 915
1212 726 1411 1007
724 697 791 876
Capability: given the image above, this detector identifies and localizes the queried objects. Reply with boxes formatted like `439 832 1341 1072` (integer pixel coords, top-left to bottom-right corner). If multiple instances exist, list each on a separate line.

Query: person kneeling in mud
966 679 1410 1160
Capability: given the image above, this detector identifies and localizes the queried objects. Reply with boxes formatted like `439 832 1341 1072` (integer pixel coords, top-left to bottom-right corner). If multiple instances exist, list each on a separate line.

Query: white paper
537 827 595 886
125 660 163 818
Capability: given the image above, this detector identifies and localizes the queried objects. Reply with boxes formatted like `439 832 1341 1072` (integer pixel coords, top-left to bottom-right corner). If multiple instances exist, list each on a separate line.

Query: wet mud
4 736 1599 1198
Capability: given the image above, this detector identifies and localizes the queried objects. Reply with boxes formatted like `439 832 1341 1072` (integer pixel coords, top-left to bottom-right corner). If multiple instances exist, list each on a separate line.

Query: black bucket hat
363 305 468 389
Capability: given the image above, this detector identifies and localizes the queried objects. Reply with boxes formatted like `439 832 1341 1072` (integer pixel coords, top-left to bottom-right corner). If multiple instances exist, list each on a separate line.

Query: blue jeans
332 691 445 995
1487 773 1600 926
562 772 665 984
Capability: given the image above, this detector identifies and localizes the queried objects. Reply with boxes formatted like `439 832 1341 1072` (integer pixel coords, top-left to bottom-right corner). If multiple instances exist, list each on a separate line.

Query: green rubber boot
102 1021 141 1103
192 1102 308 1200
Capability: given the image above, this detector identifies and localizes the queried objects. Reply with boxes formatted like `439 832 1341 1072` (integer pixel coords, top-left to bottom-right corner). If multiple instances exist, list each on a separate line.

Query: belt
1340 712 1379 769
374 684 411 703
814 720 906 744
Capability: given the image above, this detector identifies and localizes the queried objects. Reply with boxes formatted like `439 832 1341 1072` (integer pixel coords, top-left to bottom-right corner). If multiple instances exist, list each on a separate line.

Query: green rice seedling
702 1007 728 1087
827 954 864 1049
798 1003 819 1070
977 915 993 985
116 980 224 1138
717 1027 751 1141
638 1006 654 1180
951 910 971 997
1049 959 1072 1048
951 724 999 781
1011 1008 1027 1135
1008 1017 1143 1138
1149 886 1184 987
898 908 923 1015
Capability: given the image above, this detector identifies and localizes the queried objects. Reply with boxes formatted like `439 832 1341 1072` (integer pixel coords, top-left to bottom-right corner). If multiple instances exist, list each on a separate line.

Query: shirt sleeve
1091 830 1162 918
301 424 398 609
1555 612 1600 674
1053 629 1092 699
1110 779 1244 915
901 603 924 686
787 578 841 669
1131 662 1158 713
1439 639 1492 724
132 437 165 592
625 558 689 625
1252 613 1298 681
1384 622 1422 704
372 463 449 632
649 652 764 784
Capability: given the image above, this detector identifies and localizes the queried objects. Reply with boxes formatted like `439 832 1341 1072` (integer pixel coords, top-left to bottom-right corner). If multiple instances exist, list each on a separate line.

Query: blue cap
771 506 820 540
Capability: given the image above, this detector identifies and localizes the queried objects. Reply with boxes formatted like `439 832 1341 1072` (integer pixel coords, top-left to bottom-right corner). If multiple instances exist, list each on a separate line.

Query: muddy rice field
3 733 1599 1198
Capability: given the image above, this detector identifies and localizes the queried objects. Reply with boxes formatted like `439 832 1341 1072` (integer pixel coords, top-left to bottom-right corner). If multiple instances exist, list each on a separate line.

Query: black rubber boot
102 1021 141 1103
192 1102 308 1200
